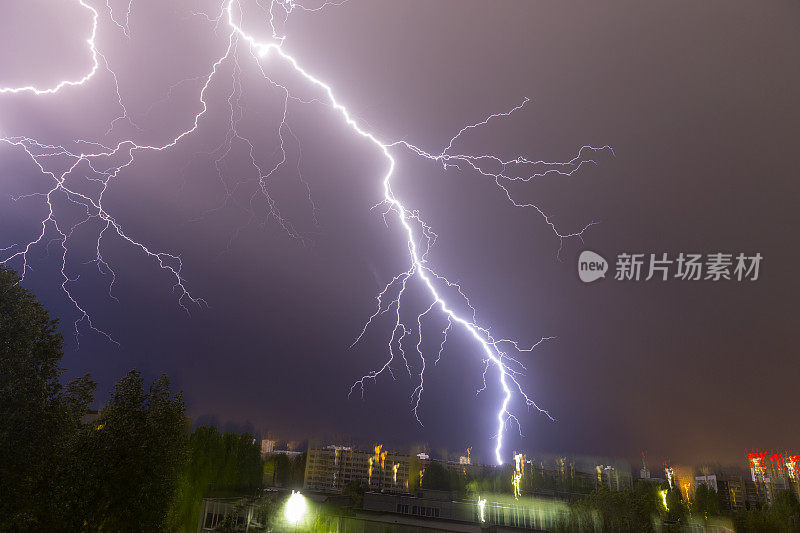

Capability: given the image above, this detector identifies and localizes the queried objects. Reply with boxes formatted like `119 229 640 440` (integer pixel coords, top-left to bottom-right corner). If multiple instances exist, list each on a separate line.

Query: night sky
1 0 798 467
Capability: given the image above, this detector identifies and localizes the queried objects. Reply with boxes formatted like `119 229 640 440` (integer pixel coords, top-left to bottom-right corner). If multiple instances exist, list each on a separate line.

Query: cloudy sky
1 0 798 466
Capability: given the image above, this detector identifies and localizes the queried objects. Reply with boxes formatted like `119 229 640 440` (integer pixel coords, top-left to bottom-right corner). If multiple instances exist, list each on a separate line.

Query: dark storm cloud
0 0 797 466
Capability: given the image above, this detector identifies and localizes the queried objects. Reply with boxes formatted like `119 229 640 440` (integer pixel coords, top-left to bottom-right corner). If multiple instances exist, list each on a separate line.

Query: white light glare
284 490 307 524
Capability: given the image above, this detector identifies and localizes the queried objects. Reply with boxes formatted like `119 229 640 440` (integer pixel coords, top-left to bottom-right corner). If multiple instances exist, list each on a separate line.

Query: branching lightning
0 0 611 463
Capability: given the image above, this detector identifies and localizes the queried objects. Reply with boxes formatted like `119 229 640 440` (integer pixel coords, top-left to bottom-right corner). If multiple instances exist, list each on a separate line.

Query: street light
284 490 307 527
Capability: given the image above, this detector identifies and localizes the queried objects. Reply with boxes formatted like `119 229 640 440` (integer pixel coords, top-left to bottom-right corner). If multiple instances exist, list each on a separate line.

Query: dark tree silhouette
1 266 191 532
0 266 95 530
80 370 188 531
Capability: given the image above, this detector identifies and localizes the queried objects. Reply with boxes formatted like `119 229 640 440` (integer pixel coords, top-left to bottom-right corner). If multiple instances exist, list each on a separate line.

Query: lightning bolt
0 0 611 463
0 0 101 96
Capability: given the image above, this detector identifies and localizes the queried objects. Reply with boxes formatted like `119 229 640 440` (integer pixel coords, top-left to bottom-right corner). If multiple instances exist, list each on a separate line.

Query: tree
629 481 660 529
1 267 239 531
766 490 800 533
0 266 96 531
691 483 721 520
81 370 188 531
291 452 307 488
421 462 451 491
170 427 264 530
170 426 226 530
664 485 687 525
344 480 367 508
268 451 305 489
554 482 661 533
586 485 656 532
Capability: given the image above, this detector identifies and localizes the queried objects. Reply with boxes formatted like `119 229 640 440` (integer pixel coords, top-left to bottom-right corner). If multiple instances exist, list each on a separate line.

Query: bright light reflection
284 490 307 524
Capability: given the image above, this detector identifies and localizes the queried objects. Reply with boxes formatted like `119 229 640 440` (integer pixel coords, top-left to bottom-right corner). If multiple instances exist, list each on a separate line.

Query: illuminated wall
303 446 411 494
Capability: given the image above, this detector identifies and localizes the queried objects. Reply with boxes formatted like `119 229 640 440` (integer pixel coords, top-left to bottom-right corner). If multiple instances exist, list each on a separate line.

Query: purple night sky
1 0 798 466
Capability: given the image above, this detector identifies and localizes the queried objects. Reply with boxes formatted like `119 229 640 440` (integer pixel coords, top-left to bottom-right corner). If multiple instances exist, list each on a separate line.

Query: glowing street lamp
284 491 307 527
478 496 487 522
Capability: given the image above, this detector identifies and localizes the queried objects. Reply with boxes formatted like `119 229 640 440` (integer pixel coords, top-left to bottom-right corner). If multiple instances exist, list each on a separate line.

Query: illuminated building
596 464 630 492
715 476 747 511
499 453 631 498
362 490 573 530
639 451 651 480
746 449 800 504
260 439 276 457
198 496 273 532
749 451 768 485
260 438 303 460
671 465 695 502
664 461 674 489
304 445 410 494
459 447 472 465
685 453 800 512
695 474 718 492
200 490 578 532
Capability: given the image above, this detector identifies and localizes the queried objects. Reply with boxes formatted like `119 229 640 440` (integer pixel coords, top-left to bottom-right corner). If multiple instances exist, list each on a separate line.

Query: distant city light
284 491 307 525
